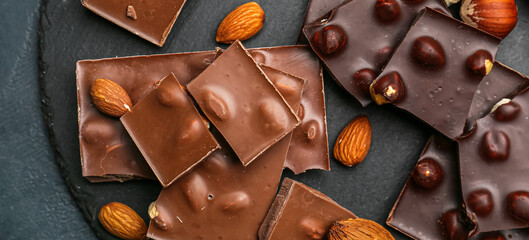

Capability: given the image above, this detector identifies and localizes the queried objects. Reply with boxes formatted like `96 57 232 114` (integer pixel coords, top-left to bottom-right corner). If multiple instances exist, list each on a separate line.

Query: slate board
38 0 529 239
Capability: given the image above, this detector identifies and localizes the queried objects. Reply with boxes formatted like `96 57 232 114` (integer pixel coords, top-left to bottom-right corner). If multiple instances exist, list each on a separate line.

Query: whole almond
333 115 372 167
329 218 395 240
99 202 147 240
216 2 265 44
90 78 132 117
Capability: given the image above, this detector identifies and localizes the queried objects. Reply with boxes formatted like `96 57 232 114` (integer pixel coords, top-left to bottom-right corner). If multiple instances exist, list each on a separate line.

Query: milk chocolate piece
120 73 219 187
187 41 300 166
303 1 449 106
81 0 186 46
458 87 529 232
387 135 476 240
259 178 357 240
371 8 500 139
146 66 305 240
465 62 529 132
77 46 322 182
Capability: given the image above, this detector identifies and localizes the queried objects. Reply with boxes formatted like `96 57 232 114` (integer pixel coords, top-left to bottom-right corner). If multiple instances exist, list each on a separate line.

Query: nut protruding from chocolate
370 72 405 105
156 84 186 108
149 201 170 231
202 90 230 121
353 69 376 95
440 210 473 240
260 100 289 133
411 36 445 69
305 120 318 143
467 189 494 216
312 25 347 55
299 217 325 240
126 5 137 20
219 191 251 213
492 101 521 121
90 78 132 118
507 191 529 223
411 158 443 189
375 0 401 22
466 50 493 77
480 130 510 162
182 174 208 211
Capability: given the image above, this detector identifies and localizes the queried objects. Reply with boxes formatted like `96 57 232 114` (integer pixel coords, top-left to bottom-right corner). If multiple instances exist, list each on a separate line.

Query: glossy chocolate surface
259 178 356 240
466 62 529 132
120 73 219 187
81 0 186 46
375 8 500 139
303 0 449 106
146 66 305 240
458 87 529 233
187 41 300 166
388 135 475 240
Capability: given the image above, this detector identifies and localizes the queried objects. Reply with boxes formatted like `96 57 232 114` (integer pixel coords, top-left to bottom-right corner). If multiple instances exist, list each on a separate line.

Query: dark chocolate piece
146 65 305 240
465 62 529 132
458 87 529 232
259 178 357 240
371 8 500 139
77 46 322 182
120 73 219 187
303 1 449 106
387 134 476 240
187 41 300 166
81 0 186 46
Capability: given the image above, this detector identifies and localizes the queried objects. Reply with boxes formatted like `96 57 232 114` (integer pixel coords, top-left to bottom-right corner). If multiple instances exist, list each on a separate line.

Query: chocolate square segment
81 0 186 46
259 178 357 240
303 0 449 106
121 73 219 187
187 41 300 166
372 8 500 139
458 87 529 233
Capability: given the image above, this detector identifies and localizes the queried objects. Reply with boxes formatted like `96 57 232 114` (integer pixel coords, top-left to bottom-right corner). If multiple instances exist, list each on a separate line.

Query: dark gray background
2 0 528 239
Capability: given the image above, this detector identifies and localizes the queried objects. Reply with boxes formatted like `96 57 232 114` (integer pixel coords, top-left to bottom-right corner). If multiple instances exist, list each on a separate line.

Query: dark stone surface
0 0 523 239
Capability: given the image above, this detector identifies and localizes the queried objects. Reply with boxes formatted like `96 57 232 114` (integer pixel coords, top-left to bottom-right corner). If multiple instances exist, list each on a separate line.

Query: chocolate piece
371 8 500 139
297 0 349 43
120 73 219 187
465 62 529 132
77 46 322 182
259 178 357 240
303 1 449 106
458 88 529 232
146 64 305 239
471 229 529 240
387 134 476 240
187 41 300 166
81 0 186 46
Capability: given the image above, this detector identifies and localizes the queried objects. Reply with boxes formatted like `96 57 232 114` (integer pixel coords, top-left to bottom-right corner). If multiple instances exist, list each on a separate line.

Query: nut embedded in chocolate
507 191 529 223
478 232 506 240
376 46 394 69
493 101 521 121
202 90 230 121
411 158 443 189
411 36 445 69
467 50 494 77
299 217 325 240
370 71 405 105
467 189 494 216
126 5 137 20
353 68 376 95
480 130 510 161
375 0 401 22
440 210 473 240
312 25 347 55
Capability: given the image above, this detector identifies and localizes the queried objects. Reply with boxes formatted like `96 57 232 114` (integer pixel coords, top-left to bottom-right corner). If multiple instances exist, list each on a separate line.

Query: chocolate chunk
187 41 300 166
371 8 500 139
387 134 477 240
120 73 220 187
303 1 449 106
458 87 529 232
81 0 187 46
146 64 306 239
259 178 356 240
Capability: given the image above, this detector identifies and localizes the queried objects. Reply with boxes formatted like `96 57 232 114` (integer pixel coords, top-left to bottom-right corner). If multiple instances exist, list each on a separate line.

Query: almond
333 115 372 167
328 218 395 240
216 2 265 44
98 202 147 240
90 78 132 117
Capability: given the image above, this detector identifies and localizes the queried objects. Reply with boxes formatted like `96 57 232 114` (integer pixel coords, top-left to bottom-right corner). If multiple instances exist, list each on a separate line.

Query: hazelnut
312 25 347 55
411 36 445 69
467 189 494 216
411 158 443 189
376 46 394 69
507 191 529 223
461 0 518 39
480 130 510 162
492 101 520 121
440 210 474 240
370 72 405 105
352 69 376 95
466 50 494 77
375 0 401 22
